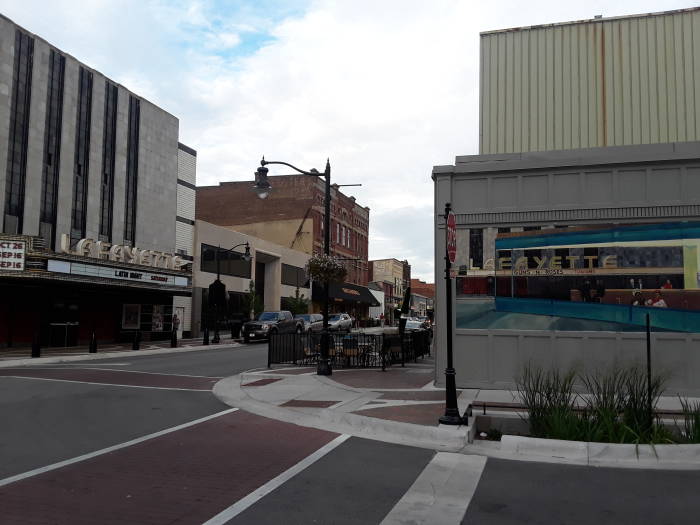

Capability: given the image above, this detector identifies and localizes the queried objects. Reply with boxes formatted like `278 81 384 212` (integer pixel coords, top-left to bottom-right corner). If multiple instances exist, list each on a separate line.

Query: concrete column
54 59 78 249
264 258 281 310
21 38 49 237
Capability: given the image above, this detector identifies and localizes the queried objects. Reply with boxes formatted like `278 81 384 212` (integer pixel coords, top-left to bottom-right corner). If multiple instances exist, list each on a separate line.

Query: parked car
242 310 303 343
328 313 353 331
295 313 324 333
404 319 425 332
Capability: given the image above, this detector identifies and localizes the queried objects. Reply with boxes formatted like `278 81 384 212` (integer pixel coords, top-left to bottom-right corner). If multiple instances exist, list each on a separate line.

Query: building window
469 228 483 268
282 263 307 287
497 227 510 234
200 244 251 278
40 48 65 247
99 81 118 241
3 30 34 234
71 66 93 241
124 95 140 244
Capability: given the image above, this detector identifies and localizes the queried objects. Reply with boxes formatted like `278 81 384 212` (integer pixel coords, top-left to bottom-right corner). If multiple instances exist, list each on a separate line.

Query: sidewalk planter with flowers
306 254 347 284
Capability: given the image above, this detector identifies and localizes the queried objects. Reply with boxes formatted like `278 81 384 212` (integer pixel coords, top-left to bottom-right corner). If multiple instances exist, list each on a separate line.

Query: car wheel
243 336 250 344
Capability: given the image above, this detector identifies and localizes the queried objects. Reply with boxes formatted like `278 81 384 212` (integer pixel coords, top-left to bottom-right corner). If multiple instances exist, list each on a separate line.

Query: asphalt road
0 344 437 524
464 458 700 525
3 344 700 524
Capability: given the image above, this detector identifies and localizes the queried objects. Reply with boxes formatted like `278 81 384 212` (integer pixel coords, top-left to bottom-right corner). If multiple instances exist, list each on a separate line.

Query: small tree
287 288 310 315
244 280 264 319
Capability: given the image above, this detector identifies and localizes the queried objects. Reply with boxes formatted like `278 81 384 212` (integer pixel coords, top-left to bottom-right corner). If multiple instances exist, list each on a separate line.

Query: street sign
446 211 457 264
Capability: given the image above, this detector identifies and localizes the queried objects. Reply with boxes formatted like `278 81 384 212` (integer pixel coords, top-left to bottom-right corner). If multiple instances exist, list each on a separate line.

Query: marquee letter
602 255 618 268
584 255 598 268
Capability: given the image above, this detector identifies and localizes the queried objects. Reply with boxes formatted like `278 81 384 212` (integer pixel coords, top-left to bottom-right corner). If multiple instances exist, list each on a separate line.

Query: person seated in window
631 291 644 306
650 291 668 308
661 279 673 290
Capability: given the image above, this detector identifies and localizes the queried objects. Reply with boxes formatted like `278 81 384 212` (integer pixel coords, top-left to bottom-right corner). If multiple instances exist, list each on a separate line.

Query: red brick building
410 278 435 299
196 175 369 285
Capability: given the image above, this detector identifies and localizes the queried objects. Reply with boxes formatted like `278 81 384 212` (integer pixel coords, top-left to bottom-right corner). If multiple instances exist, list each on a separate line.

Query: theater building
0 15 193 347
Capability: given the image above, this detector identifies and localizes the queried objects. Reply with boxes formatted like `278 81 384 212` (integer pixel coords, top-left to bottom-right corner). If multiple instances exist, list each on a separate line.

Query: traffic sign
446 211 457 264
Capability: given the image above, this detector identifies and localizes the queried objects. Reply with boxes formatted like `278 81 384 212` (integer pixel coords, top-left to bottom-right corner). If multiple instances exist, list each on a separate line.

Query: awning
312 282 380 306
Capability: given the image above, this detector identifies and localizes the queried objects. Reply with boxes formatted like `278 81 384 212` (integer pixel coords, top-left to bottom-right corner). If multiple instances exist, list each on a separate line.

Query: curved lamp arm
225 242 251 261
260 158 328 178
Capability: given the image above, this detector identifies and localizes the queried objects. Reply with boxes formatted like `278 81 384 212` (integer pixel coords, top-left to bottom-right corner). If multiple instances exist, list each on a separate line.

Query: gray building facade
432 7 700 397
432 142 700 394
0 14 193 347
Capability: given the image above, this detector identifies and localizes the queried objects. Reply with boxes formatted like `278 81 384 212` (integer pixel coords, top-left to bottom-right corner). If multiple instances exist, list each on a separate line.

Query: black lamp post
211 242 251 344
253 157 333 376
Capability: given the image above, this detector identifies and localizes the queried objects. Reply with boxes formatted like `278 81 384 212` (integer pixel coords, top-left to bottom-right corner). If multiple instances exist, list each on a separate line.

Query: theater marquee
0 240 25 270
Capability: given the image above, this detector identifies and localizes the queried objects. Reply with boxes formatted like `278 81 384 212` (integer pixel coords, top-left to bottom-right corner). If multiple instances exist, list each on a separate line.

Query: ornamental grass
516 363 680 445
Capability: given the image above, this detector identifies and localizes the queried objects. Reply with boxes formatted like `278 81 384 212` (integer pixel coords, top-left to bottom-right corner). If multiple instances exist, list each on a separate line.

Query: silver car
328 313 353 331
295 313 324 333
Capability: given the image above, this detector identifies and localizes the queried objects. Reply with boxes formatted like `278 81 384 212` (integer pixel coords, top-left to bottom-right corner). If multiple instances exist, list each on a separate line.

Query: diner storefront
312 281 380 321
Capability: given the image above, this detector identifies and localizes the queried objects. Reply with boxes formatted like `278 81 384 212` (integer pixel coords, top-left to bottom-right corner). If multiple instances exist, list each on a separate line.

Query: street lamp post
211 242 251 344
253 157 333 376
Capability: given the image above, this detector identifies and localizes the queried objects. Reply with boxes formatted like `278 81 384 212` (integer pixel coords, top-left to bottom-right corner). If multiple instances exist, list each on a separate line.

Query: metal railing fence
268 330 431 370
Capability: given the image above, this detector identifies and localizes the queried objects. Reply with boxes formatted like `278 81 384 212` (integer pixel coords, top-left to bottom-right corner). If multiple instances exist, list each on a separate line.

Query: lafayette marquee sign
47 259 189 288
468 254 619 272
60 234 188 271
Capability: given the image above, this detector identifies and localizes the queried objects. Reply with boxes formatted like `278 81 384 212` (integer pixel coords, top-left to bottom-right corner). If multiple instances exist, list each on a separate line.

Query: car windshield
329 315 341 321
295 315 311 321
257 312 278 321
406 320 422 329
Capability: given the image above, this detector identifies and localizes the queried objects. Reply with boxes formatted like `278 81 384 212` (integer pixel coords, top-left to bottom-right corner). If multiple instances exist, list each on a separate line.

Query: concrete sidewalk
213 358 700 470
214 357 474 452
0 337 242 366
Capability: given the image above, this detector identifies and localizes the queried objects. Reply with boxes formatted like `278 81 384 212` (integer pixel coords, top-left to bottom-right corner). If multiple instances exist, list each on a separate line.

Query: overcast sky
1 0 696 281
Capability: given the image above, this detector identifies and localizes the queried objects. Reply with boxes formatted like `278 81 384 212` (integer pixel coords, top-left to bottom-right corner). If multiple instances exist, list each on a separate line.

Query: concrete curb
0 342 242 368
212 374 469 452
484 435 700 470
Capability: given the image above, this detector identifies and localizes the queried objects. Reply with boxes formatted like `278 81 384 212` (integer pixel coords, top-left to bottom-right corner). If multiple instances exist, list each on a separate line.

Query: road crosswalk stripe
380 453 487 525
0 408 239 488
202 434 351 524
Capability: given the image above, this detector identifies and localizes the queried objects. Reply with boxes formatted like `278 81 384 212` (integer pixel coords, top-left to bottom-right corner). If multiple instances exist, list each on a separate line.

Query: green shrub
516 363 577 439
517 363 673 444
678 397 700 443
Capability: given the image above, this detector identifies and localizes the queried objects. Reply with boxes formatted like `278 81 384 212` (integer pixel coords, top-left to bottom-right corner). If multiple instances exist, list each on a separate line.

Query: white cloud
0 0 695 283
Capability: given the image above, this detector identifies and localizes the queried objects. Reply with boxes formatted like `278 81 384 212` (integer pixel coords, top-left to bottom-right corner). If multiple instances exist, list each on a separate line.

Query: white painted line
19 366 224 379
380 453 487 525
203 434 351 524
0 408 239 488
0 375 213 391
